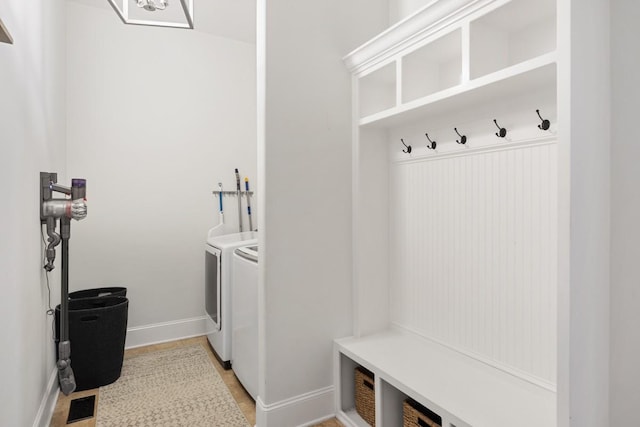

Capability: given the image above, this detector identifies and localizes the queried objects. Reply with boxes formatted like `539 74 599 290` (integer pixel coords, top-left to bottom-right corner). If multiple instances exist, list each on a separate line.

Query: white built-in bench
334 328 556 427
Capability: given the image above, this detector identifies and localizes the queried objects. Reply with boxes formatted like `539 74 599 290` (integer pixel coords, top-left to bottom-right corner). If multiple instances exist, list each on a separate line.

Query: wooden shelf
360 52 556 129
336 329 556 427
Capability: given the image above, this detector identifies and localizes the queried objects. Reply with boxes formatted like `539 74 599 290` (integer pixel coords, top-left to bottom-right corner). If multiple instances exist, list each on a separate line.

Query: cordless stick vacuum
40 172 88 396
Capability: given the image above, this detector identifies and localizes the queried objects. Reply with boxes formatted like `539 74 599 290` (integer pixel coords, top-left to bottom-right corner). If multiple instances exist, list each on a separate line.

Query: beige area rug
96 344 250 427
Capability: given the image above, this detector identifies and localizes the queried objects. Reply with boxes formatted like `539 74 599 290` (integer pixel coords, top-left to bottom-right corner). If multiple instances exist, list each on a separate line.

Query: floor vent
67 395 96 424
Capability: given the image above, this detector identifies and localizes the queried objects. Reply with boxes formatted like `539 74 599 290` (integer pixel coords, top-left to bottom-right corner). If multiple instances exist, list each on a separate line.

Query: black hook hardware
536 109 550 131
493 119 507 138
454 128 467 145
425 133 437 150
400 138 412 154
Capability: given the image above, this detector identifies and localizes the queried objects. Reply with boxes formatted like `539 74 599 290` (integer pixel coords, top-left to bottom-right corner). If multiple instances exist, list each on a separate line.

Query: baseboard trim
125 316 209 349
256 386 335 427
32 368 59 427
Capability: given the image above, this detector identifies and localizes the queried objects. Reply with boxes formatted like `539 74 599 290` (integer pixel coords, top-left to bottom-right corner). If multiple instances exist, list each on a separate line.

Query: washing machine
205 230 257 369
232 244 259 400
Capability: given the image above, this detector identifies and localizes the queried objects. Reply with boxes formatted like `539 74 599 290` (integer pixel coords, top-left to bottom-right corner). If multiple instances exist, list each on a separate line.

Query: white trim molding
32 369 59 427
125 315 208 349
343 0 490 74
256 386 335 427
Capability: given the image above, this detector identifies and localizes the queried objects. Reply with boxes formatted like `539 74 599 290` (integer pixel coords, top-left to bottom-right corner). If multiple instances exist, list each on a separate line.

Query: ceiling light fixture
0 18 13 44
137 0 168 12
107 0 193 29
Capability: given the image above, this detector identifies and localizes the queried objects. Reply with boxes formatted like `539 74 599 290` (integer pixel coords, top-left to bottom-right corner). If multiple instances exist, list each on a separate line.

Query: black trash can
69 286 127 299
55 295 129 391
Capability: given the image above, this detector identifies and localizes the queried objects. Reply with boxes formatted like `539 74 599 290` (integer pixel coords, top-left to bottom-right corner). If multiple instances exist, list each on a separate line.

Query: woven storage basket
403 398 442 427
354 366 375 426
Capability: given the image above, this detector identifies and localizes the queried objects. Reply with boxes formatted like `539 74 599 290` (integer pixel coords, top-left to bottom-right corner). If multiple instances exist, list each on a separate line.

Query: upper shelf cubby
401 29 462 103
470 0 556 79
359 62 396 118
345 0 558 129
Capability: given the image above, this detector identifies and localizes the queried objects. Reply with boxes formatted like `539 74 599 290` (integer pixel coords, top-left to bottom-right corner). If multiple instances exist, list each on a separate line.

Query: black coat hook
493 119 507 138
536 109 550 130
425 133 437 150
400 138 412 154
454 128 467 145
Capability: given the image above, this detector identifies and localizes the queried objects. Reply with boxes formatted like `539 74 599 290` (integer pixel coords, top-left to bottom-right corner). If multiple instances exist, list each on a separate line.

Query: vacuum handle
71 178 86 200
71 179 87 221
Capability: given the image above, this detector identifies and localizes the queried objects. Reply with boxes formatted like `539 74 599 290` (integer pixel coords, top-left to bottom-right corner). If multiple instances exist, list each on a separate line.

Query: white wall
389 0 431 24
561 0 611 426
390 142 559 385
610 1 640 425
257 1 388 425
65 3 256 337
0 0 67 425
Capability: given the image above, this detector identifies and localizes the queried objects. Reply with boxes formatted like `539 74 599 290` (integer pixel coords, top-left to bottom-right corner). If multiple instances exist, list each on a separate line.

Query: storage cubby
470 0 556 79
340 1 560 426
379 379 409 427
338 354 372 426
403 398 443 427
358 62 396 118
401 30 462 103
335 336 478 427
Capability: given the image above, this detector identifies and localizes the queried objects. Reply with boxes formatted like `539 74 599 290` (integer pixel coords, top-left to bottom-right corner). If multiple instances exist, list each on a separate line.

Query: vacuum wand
40 173 87 396
58 217 75 396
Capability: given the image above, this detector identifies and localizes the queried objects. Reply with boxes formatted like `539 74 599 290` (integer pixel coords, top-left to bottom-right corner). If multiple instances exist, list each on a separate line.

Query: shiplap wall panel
389 141 558 385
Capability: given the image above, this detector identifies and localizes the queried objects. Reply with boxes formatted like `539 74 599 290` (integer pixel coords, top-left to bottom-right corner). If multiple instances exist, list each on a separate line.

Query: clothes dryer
205 230 257 368
232 245 259 400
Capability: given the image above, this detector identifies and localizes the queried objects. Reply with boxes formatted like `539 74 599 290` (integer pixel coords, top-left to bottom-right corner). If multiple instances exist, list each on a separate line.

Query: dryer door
205 245 222 330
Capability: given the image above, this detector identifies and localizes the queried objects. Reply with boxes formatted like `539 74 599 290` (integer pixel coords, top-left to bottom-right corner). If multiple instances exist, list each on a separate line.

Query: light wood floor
49 336 342 427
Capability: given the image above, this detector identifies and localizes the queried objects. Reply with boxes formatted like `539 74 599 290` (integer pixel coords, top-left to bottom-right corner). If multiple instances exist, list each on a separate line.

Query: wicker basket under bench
336 332 556 427
354 364 443 427
355 366 376 426
403 398 442 427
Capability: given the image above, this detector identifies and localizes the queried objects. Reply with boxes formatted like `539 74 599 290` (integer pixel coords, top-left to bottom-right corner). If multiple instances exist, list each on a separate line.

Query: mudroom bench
334 329 556 427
